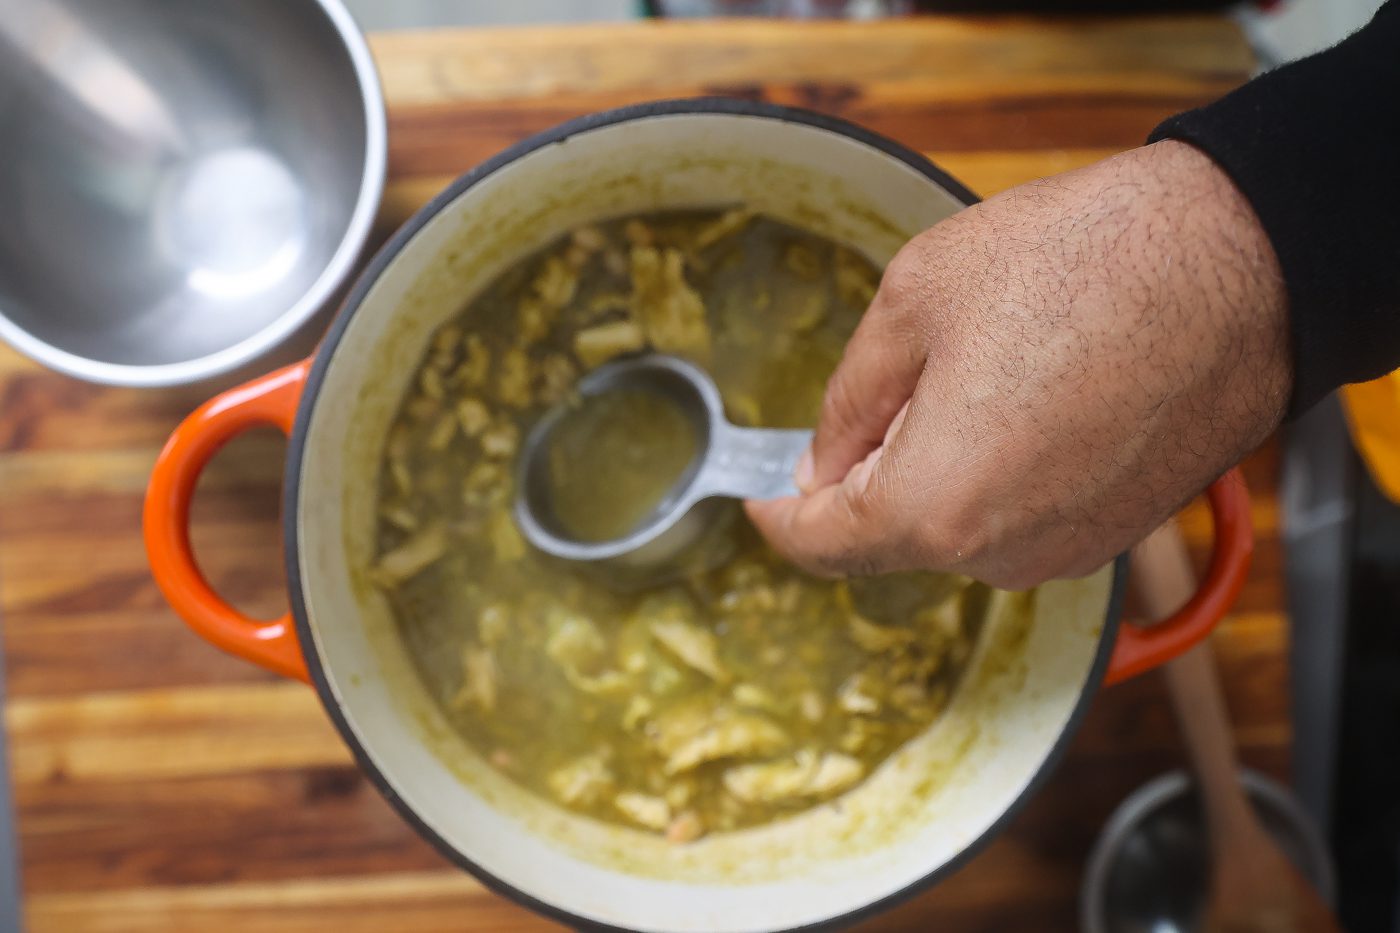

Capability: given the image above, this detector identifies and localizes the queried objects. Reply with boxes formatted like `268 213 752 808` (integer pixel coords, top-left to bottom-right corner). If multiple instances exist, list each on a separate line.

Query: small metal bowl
0 0 386 386
1081 769 1336 933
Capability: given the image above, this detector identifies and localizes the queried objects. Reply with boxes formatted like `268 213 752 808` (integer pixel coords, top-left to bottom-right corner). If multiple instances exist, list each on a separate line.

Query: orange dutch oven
144 101 1252 932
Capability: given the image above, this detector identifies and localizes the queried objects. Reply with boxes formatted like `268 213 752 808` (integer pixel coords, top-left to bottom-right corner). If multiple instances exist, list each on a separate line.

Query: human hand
747 140 1290 589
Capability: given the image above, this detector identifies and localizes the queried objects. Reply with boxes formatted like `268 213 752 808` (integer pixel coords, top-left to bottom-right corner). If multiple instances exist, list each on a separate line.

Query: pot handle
144 362 312 682
1104 468 1253 685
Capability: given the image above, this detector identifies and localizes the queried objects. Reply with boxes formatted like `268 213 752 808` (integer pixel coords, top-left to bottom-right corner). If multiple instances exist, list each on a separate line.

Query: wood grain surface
0 16 1275 932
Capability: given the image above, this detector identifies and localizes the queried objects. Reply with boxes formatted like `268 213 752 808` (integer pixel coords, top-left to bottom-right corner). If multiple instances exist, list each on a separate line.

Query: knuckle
910 501 1062 590
876 252 914 305
877 235 954 317
918 502 994 569
878 240 926 304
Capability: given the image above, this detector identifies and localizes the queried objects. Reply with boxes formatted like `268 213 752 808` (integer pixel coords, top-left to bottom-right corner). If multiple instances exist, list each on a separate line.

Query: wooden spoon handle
1135 522 1343 932
1131 524 1257 840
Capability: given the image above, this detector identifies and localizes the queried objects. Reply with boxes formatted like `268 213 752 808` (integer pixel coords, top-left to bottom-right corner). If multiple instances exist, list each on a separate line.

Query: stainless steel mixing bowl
0 0 386 385
1080 769 1336 933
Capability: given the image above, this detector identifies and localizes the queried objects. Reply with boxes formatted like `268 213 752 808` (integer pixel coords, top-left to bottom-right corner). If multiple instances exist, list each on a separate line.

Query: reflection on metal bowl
0 0 385 385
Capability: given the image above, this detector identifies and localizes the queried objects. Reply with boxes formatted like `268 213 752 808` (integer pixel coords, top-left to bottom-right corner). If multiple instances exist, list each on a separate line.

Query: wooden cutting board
0 16 1288 932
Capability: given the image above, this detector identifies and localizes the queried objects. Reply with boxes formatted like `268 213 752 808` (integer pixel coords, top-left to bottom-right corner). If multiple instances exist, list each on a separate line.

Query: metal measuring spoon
514 353 811 574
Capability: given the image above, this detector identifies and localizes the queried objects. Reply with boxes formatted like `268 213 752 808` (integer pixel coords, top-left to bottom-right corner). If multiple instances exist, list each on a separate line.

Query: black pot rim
283 96 1129 933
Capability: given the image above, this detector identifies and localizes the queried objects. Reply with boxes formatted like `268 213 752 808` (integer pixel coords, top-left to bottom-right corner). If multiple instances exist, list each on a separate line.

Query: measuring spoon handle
695 424 813 501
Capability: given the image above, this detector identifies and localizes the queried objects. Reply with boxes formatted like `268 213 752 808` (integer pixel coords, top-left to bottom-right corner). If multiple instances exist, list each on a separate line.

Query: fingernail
795 448 814 492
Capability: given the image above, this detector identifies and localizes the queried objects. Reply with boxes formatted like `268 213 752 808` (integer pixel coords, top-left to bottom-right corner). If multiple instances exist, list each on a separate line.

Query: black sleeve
1148 1 1400 416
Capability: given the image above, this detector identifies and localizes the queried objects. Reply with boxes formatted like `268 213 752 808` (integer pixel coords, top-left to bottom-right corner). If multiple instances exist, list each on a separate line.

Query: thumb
747 402 912 577
802 275 927 491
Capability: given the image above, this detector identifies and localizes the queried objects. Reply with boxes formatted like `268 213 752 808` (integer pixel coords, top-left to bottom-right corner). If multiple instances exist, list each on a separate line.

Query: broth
545 386 699 543
371 209 1025 843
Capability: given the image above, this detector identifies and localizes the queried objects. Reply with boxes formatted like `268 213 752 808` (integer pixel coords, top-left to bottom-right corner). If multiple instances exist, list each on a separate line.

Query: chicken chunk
806 752 865 796
371 525 447 588
536 353 577 405
548 753 613 806
463 461 509 509
546 612 606 673
650 703 789 775
586 291 632 318
691 208 754 252
534 254 579 309
663 777 696 809
496 347 532 408
379 503 419 533
456 397 491 437
546 611 630 696
838 717 893 755
647 662 685 697
723 750 864 805
651 617 728 682
385 426 413 495
571 225 607 253
614 792 671 831
919 591 965 642
622 695 654 732
847 614 917 653
450 644 497 713
836 671 882 715
455 335 491 389
480 421 519 459
631 247 711 362
518 255 581 342
724 752 815 804
573 319 645 368
425 411 457 451
664 715 788 774
419 366 445 401
731 683 777 710
716 561 777 613
889 680 941 719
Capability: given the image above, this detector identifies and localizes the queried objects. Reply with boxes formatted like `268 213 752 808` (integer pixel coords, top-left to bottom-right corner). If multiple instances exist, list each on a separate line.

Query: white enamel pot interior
286 100 1125 932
